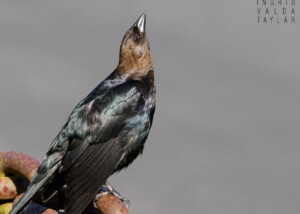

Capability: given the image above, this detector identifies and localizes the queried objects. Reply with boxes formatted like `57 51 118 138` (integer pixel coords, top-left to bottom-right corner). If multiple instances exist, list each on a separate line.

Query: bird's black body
10 13 155 214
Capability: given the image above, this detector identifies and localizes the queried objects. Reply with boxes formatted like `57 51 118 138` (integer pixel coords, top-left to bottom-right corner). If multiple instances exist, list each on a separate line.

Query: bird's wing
61 80 143 214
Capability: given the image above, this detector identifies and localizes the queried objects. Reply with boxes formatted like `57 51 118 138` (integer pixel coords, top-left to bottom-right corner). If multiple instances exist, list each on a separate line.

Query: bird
10 13 155 214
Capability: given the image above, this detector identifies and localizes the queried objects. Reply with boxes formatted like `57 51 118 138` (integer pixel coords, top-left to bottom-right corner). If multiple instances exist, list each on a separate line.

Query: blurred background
0 1 299 214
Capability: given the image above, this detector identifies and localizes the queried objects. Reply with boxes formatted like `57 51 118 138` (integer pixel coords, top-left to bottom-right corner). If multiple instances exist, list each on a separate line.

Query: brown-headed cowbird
10 13 155 214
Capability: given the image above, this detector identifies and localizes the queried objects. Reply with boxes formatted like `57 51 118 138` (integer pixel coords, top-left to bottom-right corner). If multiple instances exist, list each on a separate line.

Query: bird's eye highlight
134 35 140 42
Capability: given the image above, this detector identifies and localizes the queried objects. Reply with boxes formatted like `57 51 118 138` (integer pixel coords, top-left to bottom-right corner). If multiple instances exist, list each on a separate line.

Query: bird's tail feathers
9 162 60 214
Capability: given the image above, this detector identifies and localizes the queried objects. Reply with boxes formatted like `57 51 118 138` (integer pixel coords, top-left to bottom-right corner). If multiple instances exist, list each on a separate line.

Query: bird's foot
94 181 130 208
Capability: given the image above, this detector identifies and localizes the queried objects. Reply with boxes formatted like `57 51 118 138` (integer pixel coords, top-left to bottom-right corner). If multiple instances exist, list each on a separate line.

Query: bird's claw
121 197 130 208
105 181 130 208
93 182 130 208
93 191 109 208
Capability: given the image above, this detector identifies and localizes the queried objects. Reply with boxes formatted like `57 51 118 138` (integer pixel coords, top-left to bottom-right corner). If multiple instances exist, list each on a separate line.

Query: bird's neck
117 52 153 80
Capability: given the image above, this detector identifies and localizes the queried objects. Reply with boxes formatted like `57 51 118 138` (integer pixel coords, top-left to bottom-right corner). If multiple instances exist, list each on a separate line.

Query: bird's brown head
117 13 153 79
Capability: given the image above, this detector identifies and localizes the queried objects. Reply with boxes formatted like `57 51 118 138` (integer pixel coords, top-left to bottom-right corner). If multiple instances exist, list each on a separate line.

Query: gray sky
1 1 300 214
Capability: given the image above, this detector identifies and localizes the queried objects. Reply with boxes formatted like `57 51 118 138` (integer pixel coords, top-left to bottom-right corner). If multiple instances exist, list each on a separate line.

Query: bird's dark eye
134 35 140 42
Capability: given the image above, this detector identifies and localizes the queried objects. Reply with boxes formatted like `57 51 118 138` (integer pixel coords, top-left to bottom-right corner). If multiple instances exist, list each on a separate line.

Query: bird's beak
132 13 146 33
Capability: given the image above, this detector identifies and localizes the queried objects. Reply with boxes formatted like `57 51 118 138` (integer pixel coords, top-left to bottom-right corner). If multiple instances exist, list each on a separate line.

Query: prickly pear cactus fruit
0 151 40 214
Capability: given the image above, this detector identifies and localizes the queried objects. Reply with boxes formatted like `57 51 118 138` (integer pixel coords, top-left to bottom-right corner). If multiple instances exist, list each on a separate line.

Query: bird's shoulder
76 69 155 118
